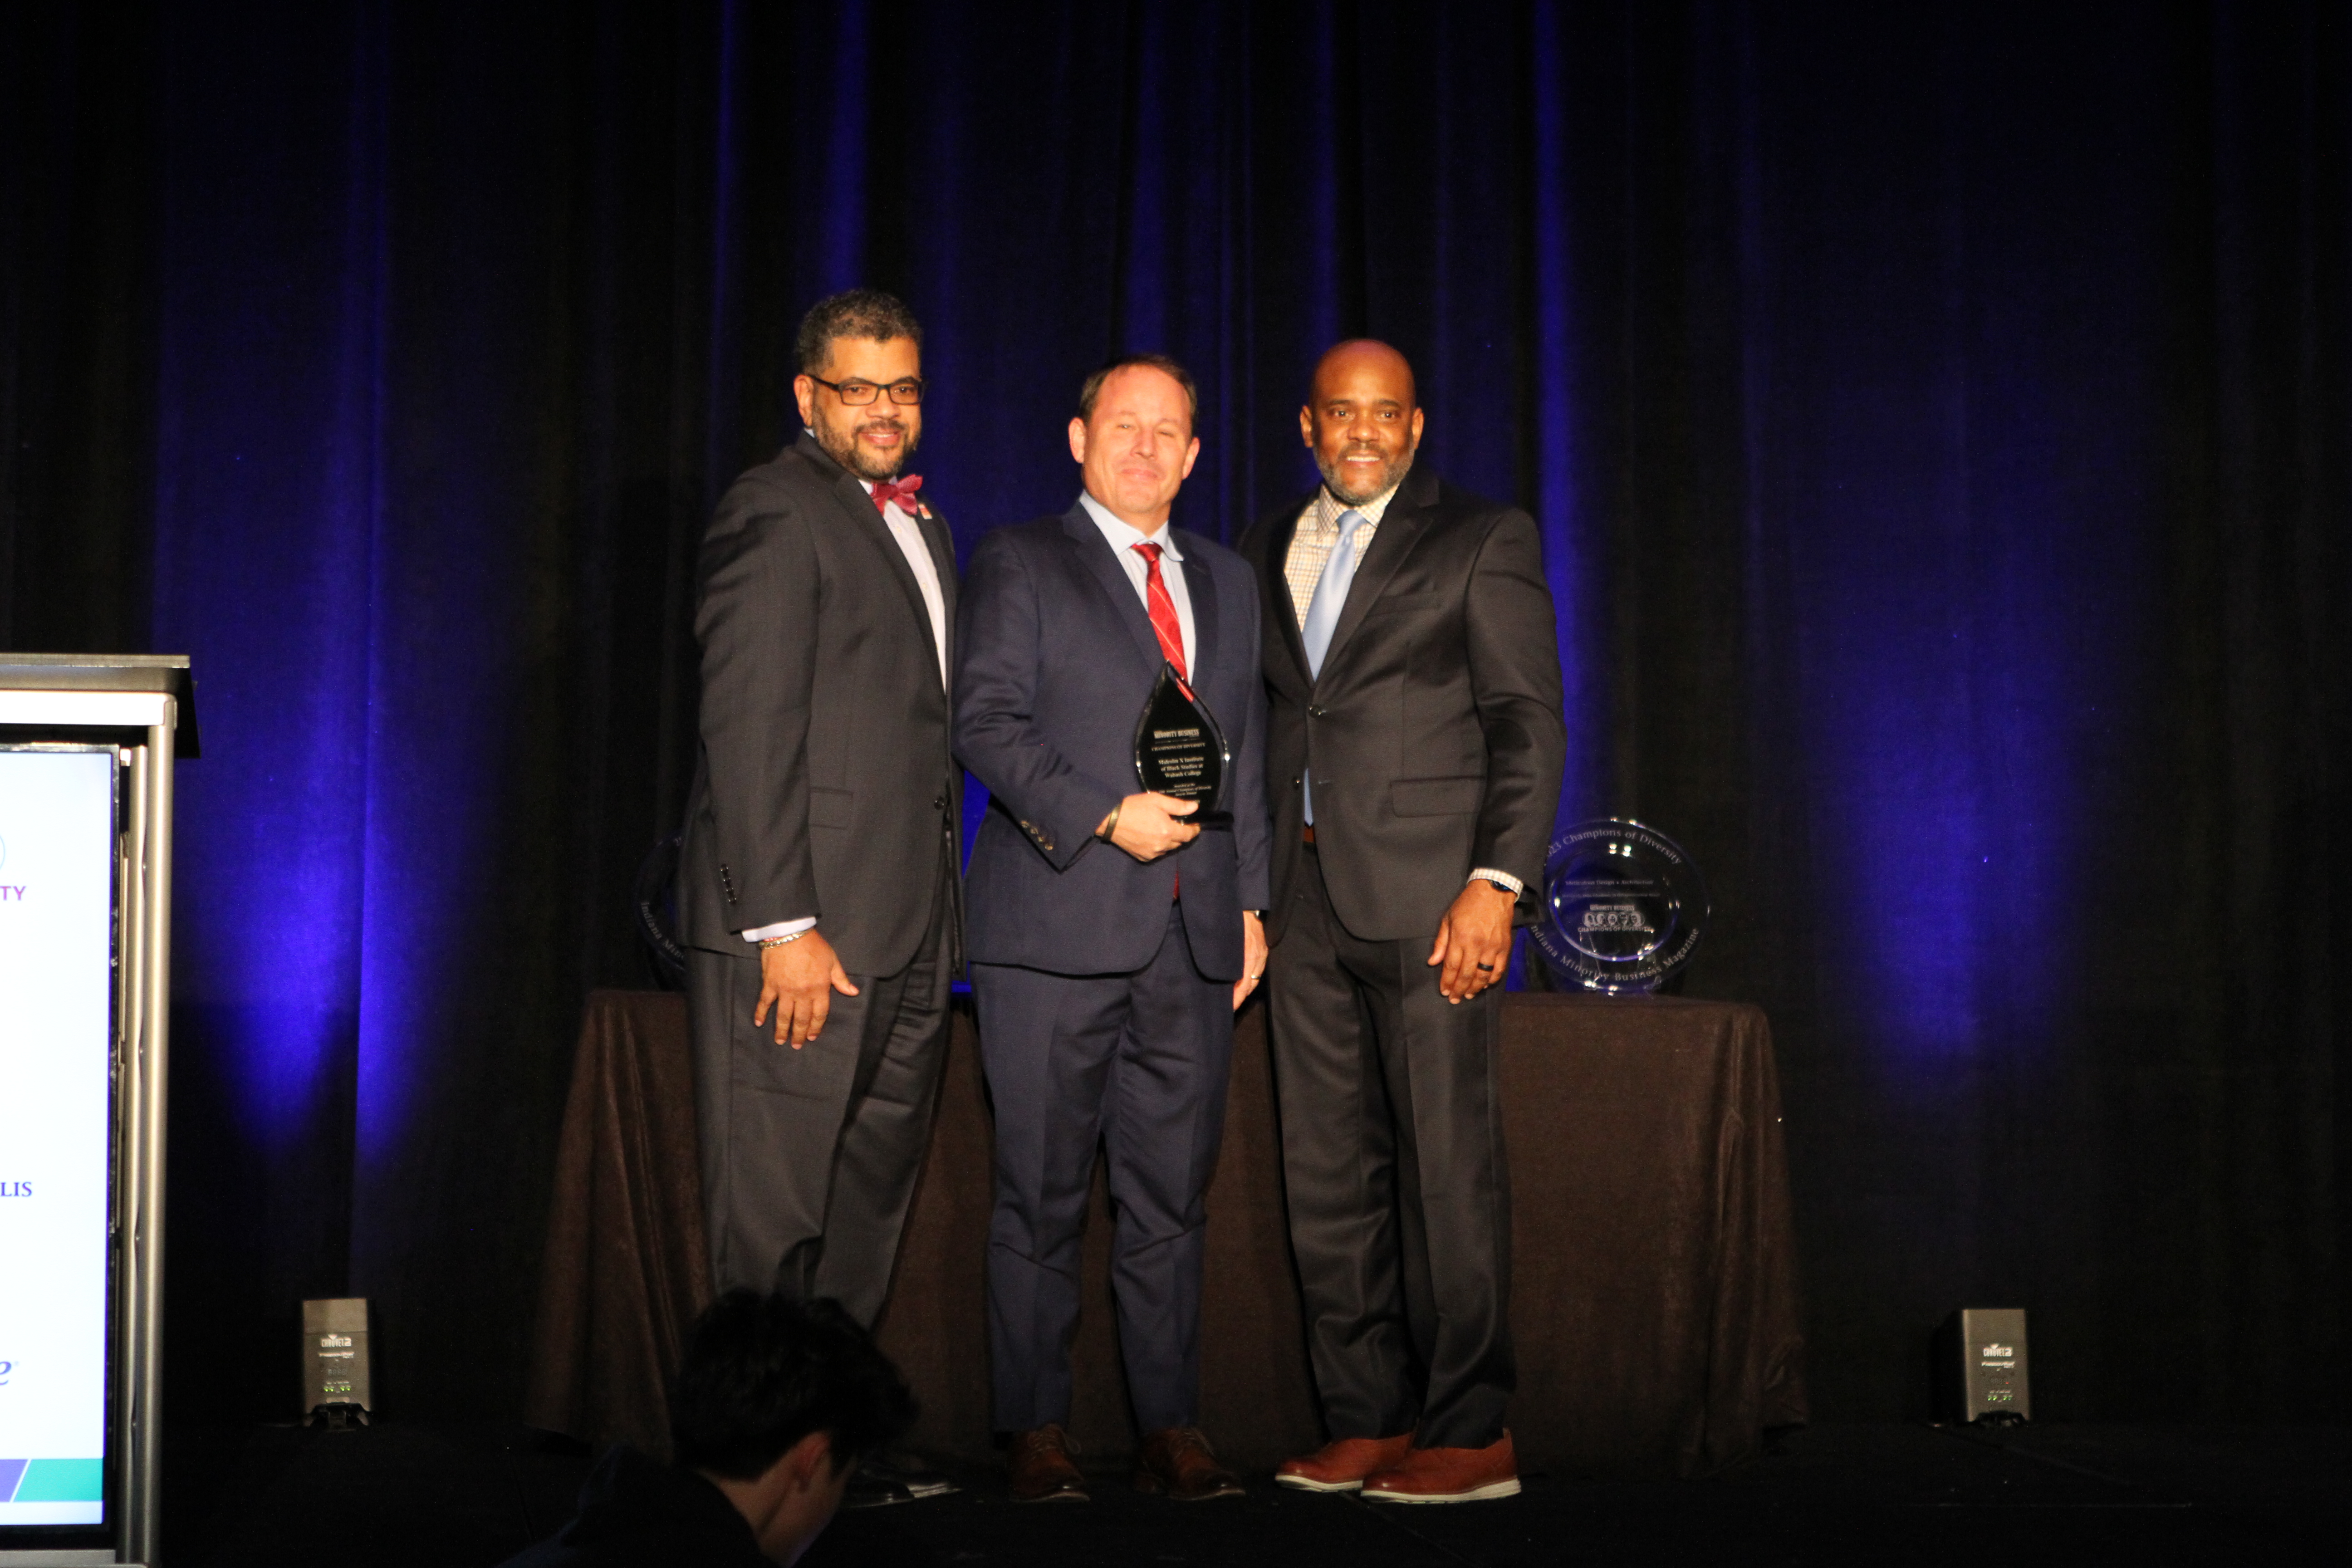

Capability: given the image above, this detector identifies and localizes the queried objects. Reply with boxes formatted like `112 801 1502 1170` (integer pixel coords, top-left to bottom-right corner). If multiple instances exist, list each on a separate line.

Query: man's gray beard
1318 447 1413 508
819 417 918 481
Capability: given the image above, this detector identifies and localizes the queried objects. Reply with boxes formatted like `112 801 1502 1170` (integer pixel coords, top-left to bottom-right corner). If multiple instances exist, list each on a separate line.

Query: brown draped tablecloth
526 989 1806 1477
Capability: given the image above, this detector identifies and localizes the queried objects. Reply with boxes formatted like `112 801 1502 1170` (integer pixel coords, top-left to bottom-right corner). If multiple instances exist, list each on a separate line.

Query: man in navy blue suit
954 354 1271 1504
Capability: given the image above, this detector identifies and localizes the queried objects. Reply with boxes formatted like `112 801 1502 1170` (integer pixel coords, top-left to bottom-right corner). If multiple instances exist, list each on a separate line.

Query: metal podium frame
0 656 195 1568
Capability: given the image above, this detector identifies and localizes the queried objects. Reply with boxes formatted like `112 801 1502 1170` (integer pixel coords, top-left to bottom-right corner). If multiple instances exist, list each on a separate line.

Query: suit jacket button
933 794 946 810
1290 777 1302 788
1308 705 1326 718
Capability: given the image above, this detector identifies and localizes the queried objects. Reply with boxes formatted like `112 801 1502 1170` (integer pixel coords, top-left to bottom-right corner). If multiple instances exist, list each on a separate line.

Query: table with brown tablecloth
526 989 1806 1478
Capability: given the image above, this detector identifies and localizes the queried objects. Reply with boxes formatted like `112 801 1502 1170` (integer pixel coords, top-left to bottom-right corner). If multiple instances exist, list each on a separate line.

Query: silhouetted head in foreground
502 1291 915 1568
672 1291 918 1563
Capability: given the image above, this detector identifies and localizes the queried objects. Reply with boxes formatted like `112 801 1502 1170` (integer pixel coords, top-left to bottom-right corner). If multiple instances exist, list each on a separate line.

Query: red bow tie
870 475 924 516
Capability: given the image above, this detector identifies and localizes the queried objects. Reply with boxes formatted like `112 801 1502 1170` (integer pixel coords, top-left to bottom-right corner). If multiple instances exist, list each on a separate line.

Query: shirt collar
1311 476 1403 530
1079 490 1182 559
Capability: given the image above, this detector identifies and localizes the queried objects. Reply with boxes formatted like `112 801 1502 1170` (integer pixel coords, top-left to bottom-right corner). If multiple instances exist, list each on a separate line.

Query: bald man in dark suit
1240 341 1565 1504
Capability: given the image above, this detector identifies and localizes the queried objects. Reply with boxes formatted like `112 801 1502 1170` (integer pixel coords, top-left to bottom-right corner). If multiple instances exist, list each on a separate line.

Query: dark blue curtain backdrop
4 0 2346 1434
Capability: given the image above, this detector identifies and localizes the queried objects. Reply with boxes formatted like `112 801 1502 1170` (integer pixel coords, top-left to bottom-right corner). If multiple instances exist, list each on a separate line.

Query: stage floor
161 1421 2351 1566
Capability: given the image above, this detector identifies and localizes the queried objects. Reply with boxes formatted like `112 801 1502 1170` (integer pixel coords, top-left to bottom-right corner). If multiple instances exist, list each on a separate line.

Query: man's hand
753 931 861 1049
1100 791 1201 862
1427 879 1516 1003
1232 910 1268 1010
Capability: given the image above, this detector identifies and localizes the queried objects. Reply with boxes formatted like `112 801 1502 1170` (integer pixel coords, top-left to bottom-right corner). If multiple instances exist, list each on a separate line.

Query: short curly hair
794 289 923 376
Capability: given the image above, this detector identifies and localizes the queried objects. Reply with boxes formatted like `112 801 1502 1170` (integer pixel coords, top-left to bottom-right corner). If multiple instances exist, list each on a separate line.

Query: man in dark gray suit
954 355 1270 1504
678 290 958 1385
1240 341 1565 1505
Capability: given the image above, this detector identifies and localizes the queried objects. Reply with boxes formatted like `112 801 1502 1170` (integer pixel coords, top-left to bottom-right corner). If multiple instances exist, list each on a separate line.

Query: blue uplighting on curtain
1760 10 2165 1072
152 3 389 1149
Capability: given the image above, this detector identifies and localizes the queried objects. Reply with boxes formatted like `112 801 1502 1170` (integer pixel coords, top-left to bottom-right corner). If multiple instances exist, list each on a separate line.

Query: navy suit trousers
973 903 1233 1435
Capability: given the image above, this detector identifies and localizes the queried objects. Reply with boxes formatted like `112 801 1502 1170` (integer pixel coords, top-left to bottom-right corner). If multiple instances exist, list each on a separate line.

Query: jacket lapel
1261 502 1313 686
802 434 946 681
1315 467 1437 686
1062 504 1169 676
1177 534 1219 689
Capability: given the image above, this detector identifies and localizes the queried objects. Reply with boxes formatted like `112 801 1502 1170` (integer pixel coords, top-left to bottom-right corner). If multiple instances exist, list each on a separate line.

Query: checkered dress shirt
1283 482 1401 630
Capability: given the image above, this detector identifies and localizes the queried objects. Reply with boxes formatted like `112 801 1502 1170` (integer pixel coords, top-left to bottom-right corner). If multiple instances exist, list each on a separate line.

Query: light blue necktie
1298 509 1367 825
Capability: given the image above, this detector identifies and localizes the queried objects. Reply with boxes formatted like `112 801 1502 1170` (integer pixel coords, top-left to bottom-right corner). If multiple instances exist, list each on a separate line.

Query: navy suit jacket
955 501 1272 980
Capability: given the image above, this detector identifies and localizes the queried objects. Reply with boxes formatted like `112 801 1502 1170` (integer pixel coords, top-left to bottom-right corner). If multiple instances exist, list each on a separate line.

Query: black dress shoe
844 1455 960 1509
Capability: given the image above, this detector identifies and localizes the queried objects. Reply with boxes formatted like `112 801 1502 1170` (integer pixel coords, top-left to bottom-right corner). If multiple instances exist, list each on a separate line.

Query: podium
0 657 193 1568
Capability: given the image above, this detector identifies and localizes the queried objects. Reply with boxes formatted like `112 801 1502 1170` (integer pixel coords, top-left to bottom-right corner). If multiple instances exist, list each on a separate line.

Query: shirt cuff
741 916 817 944
1468 868 1524 896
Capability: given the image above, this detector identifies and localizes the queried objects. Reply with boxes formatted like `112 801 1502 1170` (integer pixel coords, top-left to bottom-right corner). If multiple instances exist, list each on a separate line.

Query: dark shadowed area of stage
163 1419 2351 1568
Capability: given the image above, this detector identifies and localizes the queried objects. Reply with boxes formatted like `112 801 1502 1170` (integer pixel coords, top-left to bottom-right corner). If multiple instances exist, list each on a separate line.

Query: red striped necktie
1132 541 1187 682
1132 540 1191 899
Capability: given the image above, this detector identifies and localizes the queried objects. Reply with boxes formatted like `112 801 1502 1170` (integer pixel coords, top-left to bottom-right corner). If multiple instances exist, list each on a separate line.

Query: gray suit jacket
679 434 960 976
1240 464 1566 944
954 503 1271 980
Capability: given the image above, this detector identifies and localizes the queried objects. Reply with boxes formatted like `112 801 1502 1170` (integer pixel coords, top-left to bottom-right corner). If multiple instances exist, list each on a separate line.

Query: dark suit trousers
1268 845 1515 1450
973 903 1233 1434
688 857 952 1328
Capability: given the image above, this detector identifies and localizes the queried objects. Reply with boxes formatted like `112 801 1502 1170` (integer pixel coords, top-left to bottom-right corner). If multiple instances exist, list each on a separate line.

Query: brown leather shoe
1006 1424 1088 1503
1362 1431 1520 1503
1274 1432 1415 1493
1133 1426 1245 1500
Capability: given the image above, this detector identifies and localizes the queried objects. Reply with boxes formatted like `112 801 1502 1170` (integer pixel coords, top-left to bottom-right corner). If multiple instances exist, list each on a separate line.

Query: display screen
0 748 114 1528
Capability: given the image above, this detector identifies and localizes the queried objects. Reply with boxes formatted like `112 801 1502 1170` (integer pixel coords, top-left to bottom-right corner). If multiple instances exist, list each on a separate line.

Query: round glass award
1530 818 1709 994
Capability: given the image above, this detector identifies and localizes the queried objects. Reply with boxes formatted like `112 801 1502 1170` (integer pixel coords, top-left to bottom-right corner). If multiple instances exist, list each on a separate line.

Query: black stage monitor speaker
1937 1307 2030 1423
303 1297 373 1425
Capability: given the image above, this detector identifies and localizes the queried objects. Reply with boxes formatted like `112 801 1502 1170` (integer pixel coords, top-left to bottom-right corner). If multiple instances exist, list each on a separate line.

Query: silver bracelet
759 930 811 949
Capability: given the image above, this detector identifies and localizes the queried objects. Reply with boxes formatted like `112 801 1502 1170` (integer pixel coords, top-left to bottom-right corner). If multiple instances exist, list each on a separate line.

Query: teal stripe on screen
13 1459 104 1502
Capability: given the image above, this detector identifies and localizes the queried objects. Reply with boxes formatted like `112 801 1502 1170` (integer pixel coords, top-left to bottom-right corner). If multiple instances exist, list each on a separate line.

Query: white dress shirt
1078 490 1194 672
874 483 951 690
744 465 951 945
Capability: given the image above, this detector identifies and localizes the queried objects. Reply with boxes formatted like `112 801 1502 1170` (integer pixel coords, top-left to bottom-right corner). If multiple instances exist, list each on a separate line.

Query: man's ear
1068 416 1090 465
1298 403 1314 448
779 1429 836 1494
794 374 818 430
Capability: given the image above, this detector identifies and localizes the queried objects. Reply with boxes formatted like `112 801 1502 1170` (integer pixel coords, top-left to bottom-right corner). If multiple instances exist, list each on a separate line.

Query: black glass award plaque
1529 818 1709 994
1132 662 1231 825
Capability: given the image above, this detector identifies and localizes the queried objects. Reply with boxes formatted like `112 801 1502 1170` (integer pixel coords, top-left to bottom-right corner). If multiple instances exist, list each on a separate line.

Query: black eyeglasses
808 375 926 406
